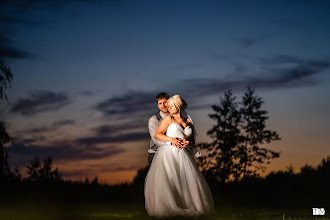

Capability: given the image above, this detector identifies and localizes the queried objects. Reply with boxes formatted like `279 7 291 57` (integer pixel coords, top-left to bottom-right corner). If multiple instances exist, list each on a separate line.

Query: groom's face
157 98 168 113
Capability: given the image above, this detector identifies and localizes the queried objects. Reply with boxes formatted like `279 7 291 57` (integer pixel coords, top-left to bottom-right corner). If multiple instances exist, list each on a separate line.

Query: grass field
1 201 328 220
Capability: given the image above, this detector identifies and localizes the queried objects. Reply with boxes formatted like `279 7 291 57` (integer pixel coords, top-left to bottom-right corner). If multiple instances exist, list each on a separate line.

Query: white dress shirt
148 111 168 153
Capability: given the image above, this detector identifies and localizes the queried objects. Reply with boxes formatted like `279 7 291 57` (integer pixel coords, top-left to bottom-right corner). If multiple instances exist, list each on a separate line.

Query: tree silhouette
0 59 16 183
0 122 13 183
300 158 328 178
197 87 280 182
0 59 13 100
90 176 99 185
133 165 150 186
238 87 280 178
26 156 62 183
299 164 316 177
197 90 242 183
316 156 330 177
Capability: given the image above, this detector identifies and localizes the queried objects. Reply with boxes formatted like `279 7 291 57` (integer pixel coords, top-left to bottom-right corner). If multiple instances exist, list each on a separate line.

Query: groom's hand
180 139 189 149
182 139 189 146
176 139 189 149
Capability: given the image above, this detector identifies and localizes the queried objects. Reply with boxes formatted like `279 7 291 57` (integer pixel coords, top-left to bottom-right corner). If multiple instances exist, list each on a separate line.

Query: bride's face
167 102 178 114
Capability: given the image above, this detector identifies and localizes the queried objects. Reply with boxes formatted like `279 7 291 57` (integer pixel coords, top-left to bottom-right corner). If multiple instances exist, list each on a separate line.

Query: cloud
52 119 75 129
19 136 47 145
93 57 329 113
81 90 94 96
30 127 50 133
10 90 70 116
256 56 329 84
0 32 34 60
257 55 304 65
8 141 126 168
95 90 156 118
271 61 329 84
60 164 140 179
0 44 33 60
63 164 139 175
109 164 140 172
35 120 75 132
93 122 143 136
237 34 273 49
14 120 75 140
181 57 329 98
76 131 149 146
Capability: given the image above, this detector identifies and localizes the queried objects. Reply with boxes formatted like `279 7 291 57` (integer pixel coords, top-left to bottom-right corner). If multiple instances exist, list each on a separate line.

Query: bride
144 95 215 218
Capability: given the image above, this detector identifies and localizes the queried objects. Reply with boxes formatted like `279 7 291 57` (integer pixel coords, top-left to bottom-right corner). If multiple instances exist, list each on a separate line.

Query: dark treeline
0 155 141 204
0 154 329 209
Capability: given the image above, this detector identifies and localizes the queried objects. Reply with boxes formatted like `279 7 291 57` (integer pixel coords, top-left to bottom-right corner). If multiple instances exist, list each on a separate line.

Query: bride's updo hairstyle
167 95 187 112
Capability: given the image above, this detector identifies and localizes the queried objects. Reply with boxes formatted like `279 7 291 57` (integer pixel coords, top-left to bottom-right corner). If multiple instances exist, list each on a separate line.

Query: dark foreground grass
0 200 328 220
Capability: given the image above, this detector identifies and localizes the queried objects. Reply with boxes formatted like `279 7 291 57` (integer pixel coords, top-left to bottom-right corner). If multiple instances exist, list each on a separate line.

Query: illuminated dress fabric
144 122 215 218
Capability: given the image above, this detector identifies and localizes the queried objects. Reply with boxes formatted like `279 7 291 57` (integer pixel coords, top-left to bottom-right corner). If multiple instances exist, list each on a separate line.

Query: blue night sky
1 0 329 184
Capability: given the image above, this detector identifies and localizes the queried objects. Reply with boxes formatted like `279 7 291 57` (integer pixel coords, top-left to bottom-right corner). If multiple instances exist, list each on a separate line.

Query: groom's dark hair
156 92 169 102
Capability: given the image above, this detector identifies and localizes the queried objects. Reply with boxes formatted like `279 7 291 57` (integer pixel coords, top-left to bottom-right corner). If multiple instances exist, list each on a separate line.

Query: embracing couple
144 92 216 218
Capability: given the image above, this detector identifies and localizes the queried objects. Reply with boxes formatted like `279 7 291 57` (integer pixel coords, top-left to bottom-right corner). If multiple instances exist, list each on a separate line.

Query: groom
148 92 189 167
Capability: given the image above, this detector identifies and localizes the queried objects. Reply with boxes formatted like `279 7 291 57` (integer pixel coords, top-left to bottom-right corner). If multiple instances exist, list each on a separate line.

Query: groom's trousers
148 153 155 167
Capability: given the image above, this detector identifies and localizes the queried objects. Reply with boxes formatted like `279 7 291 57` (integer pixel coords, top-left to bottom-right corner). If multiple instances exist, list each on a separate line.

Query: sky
1 0 329 185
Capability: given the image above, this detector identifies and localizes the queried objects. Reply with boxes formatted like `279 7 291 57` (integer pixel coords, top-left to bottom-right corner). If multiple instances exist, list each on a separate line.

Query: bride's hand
171 137 182 148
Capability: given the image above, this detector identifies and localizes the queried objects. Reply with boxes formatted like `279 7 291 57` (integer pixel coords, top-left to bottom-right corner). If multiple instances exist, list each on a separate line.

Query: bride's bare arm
155 115 181 146
155 115 172 142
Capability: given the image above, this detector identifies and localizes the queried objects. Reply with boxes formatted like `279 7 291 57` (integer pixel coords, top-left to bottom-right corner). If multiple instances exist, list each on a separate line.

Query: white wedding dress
144 121 215 218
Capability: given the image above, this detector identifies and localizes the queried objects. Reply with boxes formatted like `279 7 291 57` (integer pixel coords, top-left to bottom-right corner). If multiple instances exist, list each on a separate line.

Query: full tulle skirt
144 143 215 218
